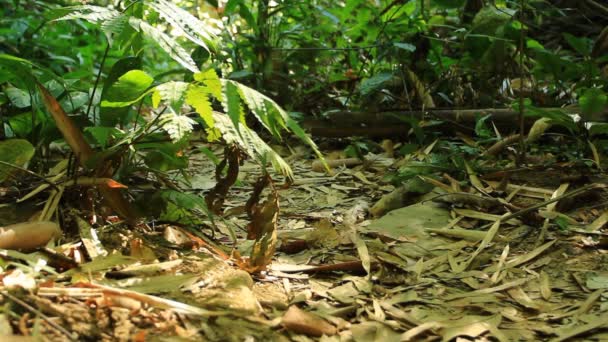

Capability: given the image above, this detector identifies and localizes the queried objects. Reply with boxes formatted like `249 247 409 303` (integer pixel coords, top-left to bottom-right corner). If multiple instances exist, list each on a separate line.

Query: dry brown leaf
0 221 61 251
281 305 337 337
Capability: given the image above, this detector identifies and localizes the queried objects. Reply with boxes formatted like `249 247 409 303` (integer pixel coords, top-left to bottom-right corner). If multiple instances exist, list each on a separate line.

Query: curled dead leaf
282 305 337 337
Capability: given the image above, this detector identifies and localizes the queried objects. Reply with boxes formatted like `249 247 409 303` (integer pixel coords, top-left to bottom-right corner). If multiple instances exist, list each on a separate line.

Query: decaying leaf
281 305 337 337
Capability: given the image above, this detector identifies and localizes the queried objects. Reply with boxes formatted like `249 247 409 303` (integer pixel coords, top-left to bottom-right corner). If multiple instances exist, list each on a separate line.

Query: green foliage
579 88 607 119
0 139 35 183
101 70 154 107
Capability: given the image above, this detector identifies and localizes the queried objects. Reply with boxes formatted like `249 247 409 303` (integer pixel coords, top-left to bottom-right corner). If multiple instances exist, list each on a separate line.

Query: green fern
213 113 292 178
186 85 214 127
133 19 199 73
222 81 246 134
50 2 326 174
159 109 196 142
231 81 285 138
53 5 123 24
194 70 223 101
52 6 126 42
148 0 218 52
153 81 189 108
230 81 326 167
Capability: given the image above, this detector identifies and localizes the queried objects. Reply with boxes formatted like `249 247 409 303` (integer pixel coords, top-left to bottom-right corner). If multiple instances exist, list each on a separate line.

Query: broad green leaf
144 141 189 171
580 88 607 118
0 54 38 89
526 38 544 50
100 57 142 126
84 127 124 148
359 72 394 96
563 33 592 56
60 92 89 114
0 139 35 183
101 70 154 108
4 87 30 108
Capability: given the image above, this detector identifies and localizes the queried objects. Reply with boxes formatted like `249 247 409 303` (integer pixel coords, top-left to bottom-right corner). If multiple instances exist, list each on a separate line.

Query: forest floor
1 140 608 341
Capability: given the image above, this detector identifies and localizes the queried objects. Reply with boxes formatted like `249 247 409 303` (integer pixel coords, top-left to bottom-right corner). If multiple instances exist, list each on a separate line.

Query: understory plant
0 0 324 271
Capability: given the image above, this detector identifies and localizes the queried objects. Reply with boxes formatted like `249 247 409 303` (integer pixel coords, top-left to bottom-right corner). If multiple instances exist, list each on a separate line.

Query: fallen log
302 106 596 138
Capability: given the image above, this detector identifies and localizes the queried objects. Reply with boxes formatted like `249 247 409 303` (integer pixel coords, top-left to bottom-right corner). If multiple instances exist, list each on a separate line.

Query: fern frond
52 5 127 42
148 0 218 52
131 18 199 73
153 81 189 108
231 80 285 137
186 85 214 128
222 81 246 133
159 110 196 142
213 113 293 179
53 5 122 24
194 70 222 101
230 81 327 168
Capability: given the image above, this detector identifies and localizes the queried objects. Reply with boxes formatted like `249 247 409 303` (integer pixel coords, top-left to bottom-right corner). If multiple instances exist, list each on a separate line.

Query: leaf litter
0 142 607 341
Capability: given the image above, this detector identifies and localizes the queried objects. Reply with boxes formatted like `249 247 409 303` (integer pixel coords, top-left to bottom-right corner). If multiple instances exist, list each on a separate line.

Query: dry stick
484 134 521 156
2 291 78 341
479 183 606 231
0 160 60 191
517 0 527 165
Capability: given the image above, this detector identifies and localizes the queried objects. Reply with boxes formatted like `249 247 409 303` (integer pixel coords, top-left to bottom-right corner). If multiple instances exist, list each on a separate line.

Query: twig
0 161 60 191
481 183 606 230
2 291 78 341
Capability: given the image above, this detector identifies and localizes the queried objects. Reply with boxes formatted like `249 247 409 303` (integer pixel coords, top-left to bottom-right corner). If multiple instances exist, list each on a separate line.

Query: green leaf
4 87 30 108
589 123 608 137
359 72 394 96
213 113 292 178
475 114 493 138
563 33 592 56
84 127 124 148
233 80 283 137
100 57 142 126
394 42 416 52
144 142 189 171
131 18 200 73
229 80 327 170
0 139 35 183
159 111 196 142
526 38 544 50
194 69 223 100
433 0 466 8
101 70 154 108
160 190 210 213
580 88 607 118
222 80 245 133
51 5 126 43
148 0 218 52
154 81 189 108
186 85 214 128
517 99 578 132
